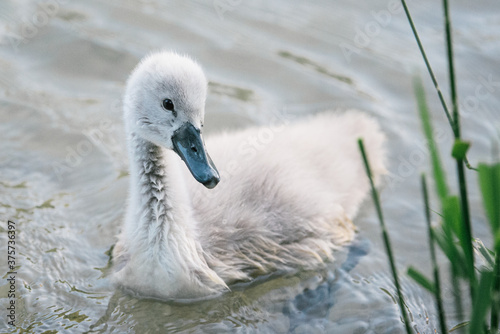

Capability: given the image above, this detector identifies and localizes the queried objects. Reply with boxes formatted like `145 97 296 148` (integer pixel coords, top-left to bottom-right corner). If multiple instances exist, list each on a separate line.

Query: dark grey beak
172 123 220 189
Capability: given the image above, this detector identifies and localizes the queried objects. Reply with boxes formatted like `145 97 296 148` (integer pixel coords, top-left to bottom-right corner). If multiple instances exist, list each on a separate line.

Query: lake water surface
0 0 499 333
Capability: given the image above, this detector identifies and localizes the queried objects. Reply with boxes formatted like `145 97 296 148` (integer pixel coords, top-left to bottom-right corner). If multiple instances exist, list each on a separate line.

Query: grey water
0 0 499 333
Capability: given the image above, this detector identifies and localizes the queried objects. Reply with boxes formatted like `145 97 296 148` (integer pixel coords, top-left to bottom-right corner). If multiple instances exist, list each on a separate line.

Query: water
0 0 499 333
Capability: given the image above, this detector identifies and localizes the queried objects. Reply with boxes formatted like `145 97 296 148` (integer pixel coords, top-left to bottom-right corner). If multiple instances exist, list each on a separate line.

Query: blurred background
0 0 498 333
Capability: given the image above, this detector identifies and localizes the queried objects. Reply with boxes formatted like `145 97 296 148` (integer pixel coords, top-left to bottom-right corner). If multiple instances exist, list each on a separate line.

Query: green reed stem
442 0 459 137
421 174 448 334
358 139 413 334
400 0 477 171
456 161 476 298
442 0 476 301
491 253 500 332
451 265 465 327
400 0 453 132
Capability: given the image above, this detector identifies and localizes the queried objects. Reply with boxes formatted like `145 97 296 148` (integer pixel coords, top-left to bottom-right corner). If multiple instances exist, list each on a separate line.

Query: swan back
185 111 386 282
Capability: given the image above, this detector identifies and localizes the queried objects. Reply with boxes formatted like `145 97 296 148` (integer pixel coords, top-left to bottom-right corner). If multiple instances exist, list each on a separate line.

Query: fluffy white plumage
112 51 386 300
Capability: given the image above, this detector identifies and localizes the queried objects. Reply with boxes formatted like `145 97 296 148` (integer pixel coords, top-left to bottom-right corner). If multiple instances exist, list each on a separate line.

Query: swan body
112 51 386 299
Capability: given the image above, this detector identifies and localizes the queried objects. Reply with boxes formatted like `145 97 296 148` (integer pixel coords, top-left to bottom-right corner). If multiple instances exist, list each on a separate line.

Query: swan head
124 51 219 189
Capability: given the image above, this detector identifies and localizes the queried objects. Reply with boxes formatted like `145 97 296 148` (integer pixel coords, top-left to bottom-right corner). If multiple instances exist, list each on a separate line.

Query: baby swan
112 51 386 300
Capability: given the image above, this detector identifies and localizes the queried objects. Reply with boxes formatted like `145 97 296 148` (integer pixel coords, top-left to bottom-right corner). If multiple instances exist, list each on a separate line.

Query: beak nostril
191 146 197 153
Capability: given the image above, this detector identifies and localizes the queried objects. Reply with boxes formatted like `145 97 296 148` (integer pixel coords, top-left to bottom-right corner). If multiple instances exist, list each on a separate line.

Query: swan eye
162 99 175 112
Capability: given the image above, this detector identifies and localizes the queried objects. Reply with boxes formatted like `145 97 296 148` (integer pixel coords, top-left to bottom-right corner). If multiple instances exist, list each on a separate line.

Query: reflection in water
85 239 436 333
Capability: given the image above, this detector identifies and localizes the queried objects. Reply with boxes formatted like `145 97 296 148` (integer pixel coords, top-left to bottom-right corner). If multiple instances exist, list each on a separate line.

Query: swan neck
124 133 193 246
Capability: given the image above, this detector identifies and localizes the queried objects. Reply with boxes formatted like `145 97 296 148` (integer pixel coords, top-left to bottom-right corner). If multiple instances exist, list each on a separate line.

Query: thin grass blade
468 270 494 334
407 266 435 294
400 0 453 131
414 76 449 202
473 239 495 270
358 138 413 334
478 163 500 239
421 174 448 334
